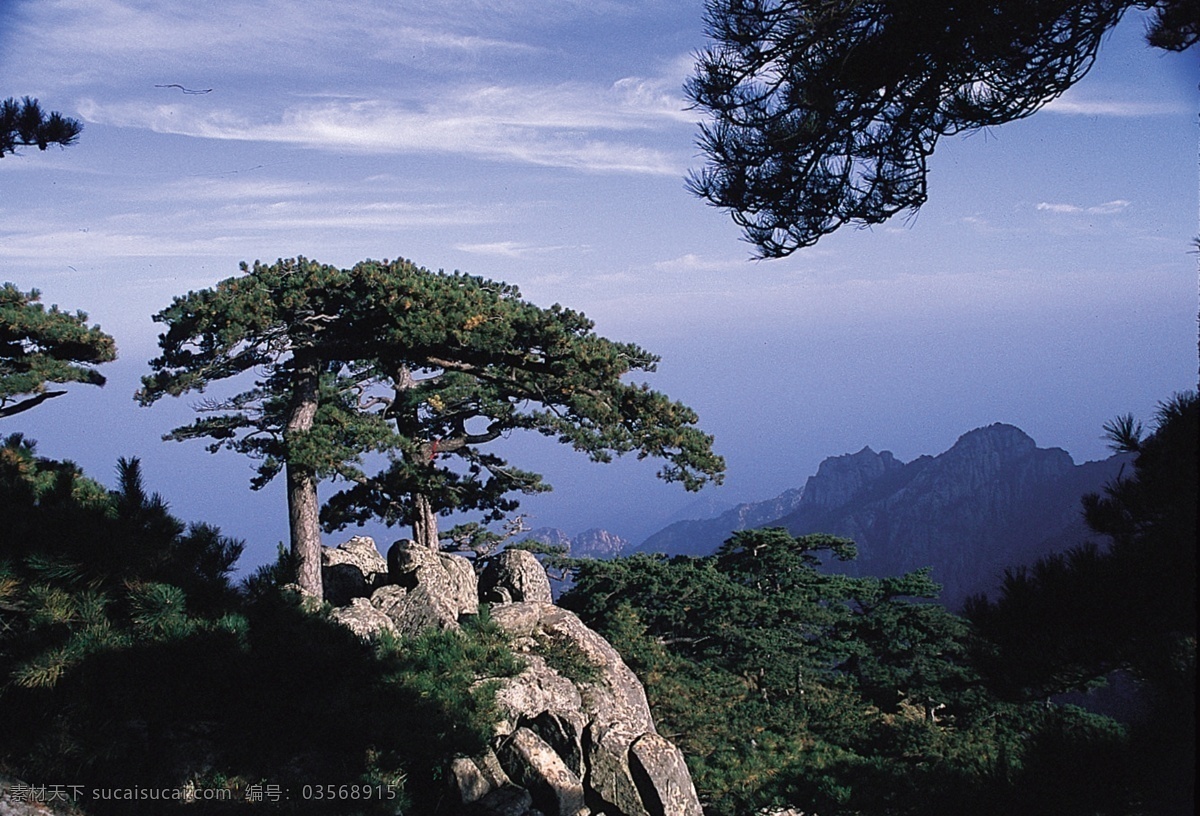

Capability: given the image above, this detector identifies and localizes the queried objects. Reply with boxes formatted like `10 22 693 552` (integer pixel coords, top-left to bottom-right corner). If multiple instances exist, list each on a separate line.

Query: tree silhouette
0 97 82 158
687 0 1196 256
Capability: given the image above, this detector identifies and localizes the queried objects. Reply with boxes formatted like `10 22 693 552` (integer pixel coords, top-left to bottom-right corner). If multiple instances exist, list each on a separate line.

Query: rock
491 654 583 737
451 752 513 806
330 597 397 641
322 536 388 606
569 529 629 560
464 785 538 816
372 541 479 636
584 725 650 816
322 543 703 816
481 549 553 604
629 733 703 816
498 727 587 816
487 603 700 816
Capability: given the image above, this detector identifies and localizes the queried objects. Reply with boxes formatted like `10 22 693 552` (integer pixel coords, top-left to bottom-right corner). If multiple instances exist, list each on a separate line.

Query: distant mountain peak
949 423 1038 456
799 445 903 510
635 422 1124 609
519 527 630 560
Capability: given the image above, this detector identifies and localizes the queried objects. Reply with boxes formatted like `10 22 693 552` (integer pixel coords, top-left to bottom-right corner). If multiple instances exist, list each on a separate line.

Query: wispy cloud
651 253 747 273
1042 97 1186 117
456 241 574 258
0 198 498 262
1036 199 1131 215
76 79 689 173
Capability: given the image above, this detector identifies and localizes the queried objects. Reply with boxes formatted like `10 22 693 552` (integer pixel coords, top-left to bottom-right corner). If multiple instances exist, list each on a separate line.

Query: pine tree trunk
412 492 440 550
286 364 323 598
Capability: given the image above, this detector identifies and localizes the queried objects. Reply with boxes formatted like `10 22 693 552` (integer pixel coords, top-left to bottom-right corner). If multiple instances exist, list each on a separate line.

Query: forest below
1 280 1195 813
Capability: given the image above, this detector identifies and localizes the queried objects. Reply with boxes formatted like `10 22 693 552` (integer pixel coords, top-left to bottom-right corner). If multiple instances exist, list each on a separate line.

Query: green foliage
562 528 1138 815
687 1 1190 256
0 97 82 158
0 283 116 418
966 392 1197 814
1 443 523 814
139 256 723 594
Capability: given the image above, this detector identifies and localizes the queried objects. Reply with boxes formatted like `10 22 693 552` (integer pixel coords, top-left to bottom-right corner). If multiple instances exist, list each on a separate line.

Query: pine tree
687 0 1196 256
0 97 82 158
139 257 724 598
0 283 116 418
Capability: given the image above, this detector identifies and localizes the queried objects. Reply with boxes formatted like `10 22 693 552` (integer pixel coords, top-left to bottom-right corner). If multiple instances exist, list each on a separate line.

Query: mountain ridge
636 423 1127 609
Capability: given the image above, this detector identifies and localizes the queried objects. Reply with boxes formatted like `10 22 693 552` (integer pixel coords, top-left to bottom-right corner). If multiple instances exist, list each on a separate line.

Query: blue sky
1 1 1196 562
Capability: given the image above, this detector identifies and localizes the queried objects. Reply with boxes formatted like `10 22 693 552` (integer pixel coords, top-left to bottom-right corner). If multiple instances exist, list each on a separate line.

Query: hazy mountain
637 424 1128 609
636 488 806 557
520 526 632 560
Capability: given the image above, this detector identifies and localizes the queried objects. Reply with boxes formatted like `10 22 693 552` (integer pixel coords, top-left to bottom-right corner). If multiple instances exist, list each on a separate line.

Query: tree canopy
0 96 82 158
561 528 1134 815
0 283 116 419
687 0 1196 256
966 391 1196 699
138 257 724 597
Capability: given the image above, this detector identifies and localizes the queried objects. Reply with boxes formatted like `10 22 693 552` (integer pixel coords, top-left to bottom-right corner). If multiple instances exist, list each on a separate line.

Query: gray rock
321 536 388 606
629 733 703 816
372 541 478 636
498 727 587 816
585 724 650 816
488 603 700 816
329 597 397 641
481 549 553 604
491 654 583 737
464 785 538 816
452 749 513 806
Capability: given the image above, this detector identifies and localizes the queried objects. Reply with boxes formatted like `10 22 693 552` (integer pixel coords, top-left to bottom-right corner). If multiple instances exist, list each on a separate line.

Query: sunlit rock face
480 549 553 604
325 537 704 816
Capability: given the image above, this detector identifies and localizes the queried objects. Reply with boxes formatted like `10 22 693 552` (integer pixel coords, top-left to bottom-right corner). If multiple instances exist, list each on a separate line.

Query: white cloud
456 241 573 258
1036 199 1131 215
651 253 748 274
76 82 688 174
0 198 498 262
1042 97 1185 117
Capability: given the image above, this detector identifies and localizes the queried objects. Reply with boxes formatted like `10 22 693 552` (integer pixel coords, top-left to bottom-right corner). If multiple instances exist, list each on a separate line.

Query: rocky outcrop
570 529 631 560
797 447 903 510
479 602 701 816
329 597 398 641
481 549 554 604
374 540 479 637
323 538 703 816
321 535 389 606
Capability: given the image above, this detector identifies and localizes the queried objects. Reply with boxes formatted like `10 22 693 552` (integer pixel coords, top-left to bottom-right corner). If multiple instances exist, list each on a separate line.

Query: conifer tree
688 0 1196 256
0 283 116 419
0 97 82 158
139 257 724 598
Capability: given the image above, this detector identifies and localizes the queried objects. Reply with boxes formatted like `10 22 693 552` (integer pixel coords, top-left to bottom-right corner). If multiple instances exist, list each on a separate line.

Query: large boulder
480 549 554 604
486 603 702 816
329 597 397 642
371 541 479 637
323 542 702 816
497 727 587 816
321 536 388 606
